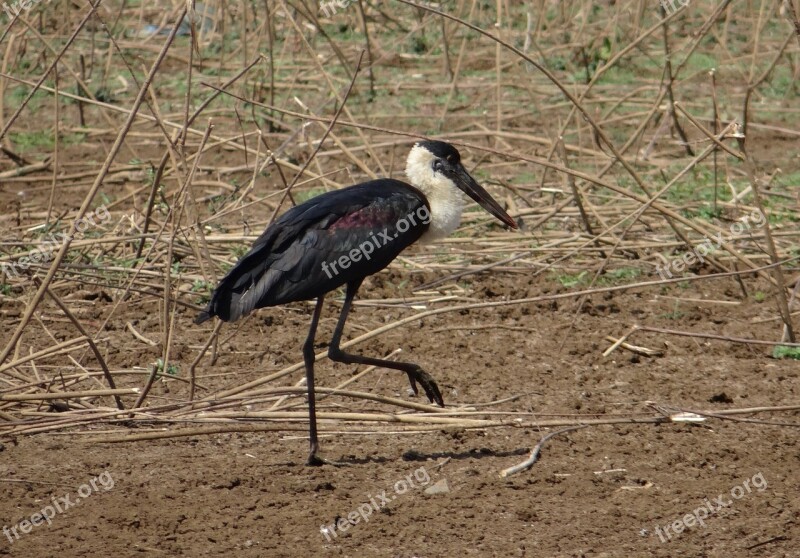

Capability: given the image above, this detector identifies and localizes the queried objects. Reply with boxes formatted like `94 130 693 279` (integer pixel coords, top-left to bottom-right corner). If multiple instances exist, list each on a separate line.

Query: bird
195 140 517 465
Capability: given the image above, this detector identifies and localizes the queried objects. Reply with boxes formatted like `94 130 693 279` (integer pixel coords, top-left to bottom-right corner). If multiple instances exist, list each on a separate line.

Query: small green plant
659 300 684 320
772 345 800 360
207 193 230 213
598 267 640 285
151 358 180 378
191 279 211 292
754 291 766 303
295 187 328 203
556 271 588 288
695 206 723 221
191 279 213 304
230 245 249 260
410 36 427 54
9 131 54 152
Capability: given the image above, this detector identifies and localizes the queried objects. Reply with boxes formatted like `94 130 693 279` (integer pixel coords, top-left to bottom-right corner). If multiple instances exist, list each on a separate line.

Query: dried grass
1 0 799 448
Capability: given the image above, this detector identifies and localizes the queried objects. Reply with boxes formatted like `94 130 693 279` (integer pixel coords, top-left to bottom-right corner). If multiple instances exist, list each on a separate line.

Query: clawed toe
406 368 444 407
405 371 420 396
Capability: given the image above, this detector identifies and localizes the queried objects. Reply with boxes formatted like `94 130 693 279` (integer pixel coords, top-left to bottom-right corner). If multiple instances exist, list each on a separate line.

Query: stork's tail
194 309 213 324
194 287 246 324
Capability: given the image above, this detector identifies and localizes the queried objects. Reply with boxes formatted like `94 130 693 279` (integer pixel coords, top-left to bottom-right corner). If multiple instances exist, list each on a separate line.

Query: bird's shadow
272 447 530 468
339 446 530 466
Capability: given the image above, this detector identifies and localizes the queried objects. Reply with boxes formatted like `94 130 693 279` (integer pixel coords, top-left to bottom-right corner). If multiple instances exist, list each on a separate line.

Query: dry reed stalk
0 1 797 457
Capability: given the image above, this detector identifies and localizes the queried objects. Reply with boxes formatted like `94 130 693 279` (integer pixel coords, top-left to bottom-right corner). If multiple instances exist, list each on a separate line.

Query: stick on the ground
500 425 588 477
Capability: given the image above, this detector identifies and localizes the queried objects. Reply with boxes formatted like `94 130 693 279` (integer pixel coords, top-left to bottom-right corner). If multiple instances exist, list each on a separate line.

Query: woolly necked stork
196 140 517 465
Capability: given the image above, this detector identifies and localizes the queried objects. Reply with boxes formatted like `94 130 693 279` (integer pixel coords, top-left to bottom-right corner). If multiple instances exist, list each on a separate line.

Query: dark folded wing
196 179 430 323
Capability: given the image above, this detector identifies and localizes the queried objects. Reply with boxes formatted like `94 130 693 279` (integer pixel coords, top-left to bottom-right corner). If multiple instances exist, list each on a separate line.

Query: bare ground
1 269 798 557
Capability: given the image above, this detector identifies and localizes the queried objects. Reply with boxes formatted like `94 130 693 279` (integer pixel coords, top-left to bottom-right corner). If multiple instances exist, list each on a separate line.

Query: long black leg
303 296 325 466
327 281 444 407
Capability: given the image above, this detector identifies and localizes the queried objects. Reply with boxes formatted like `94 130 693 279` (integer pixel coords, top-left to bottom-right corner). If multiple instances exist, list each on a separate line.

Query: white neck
405 145 463 243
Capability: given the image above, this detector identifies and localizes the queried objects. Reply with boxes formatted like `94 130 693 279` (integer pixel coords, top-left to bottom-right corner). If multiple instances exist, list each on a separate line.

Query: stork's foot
307 452 345 467
406 367 444 407
307 440 346 466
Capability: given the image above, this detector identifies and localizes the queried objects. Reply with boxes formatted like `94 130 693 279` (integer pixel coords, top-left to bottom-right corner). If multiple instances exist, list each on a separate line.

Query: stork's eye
432 159 444 173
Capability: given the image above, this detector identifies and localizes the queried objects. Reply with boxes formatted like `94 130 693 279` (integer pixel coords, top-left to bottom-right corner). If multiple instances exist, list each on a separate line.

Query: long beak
454 164 517 229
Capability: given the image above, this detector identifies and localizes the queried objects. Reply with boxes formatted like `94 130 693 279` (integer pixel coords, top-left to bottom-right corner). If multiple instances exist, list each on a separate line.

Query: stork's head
405 140 516 241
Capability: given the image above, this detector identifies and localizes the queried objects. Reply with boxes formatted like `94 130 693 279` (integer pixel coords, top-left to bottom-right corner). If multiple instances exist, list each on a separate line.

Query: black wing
196 179 430 323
